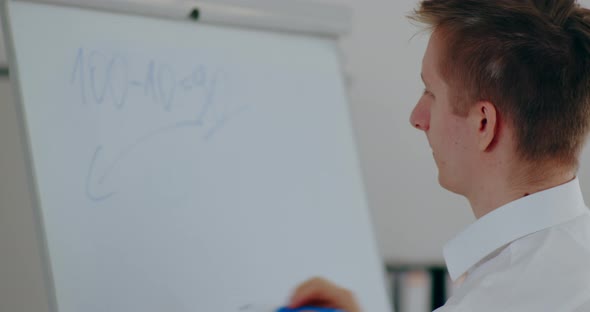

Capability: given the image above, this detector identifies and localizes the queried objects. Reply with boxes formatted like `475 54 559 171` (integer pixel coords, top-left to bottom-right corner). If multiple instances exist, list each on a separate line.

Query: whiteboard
2 1 390 312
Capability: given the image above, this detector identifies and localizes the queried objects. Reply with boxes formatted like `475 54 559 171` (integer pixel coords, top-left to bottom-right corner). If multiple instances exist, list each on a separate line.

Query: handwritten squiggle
74 47 250 202
85 104 250 202
86 146 115 202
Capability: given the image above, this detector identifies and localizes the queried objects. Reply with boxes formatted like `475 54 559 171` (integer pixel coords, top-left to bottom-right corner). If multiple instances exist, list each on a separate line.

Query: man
287 0 590 311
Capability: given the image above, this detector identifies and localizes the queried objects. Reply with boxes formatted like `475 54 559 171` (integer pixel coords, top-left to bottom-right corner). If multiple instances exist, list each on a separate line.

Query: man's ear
471 101 498 151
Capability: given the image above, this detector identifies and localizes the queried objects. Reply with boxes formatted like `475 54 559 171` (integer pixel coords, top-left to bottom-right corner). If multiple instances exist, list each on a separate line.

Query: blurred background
2 1 590 311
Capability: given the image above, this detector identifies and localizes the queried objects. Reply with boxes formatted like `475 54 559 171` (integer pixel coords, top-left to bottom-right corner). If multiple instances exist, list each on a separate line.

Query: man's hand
288 277 362 312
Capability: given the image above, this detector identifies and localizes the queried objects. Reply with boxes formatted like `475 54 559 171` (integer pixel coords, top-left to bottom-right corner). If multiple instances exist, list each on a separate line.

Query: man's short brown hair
411 0 590 167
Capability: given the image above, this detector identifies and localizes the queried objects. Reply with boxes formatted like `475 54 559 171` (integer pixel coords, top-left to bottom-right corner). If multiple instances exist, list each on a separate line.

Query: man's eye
423 88 432 96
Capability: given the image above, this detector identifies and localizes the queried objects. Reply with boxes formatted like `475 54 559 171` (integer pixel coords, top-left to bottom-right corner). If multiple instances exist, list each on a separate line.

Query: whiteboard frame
0 0 351 74
7 0 352 37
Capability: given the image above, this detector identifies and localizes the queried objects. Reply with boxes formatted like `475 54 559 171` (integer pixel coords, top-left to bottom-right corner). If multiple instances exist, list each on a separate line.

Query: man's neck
467 163 576 219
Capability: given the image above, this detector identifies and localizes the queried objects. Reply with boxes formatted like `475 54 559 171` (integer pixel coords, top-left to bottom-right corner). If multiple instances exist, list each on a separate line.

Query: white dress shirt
435 178 590 312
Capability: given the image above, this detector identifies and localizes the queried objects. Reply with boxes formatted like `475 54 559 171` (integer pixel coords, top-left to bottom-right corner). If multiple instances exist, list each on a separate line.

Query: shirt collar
443 178 588 281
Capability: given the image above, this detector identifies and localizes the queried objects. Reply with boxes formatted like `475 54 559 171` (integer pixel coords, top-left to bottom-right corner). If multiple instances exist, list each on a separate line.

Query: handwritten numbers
68 47 250 201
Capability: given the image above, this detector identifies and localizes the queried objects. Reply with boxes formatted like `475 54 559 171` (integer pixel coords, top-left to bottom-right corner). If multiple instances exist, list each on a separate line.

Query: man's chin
437 174 461 195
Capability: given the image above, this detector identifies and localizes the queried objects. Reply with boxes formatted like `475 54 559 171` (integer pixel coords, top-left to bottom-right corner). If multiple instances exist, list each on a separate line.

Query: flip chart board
1 1 391 311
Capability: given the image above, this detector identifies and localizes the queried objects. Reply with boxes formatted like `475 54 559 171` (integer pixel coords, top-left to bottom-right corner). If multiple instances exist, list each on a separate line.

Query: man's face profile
410 30 479 196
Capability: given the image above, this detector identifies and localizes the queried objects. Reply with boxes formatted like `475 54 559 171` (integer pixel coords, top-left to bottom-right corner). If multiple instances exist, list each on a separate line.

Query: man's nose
409 100 430 131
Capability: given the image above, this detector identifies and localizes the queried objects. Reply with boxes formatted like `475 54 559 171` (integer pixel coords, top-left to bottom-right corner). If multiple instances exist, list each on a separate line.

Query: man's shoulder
499 210 590 285
510 209 590 260
439 211 590 311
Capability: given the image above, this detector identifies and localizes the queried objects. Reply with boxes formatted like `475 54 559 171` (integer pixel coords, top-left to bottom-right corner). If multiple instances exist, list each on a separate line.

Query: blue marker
239 304 343 312
277 307 343 312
